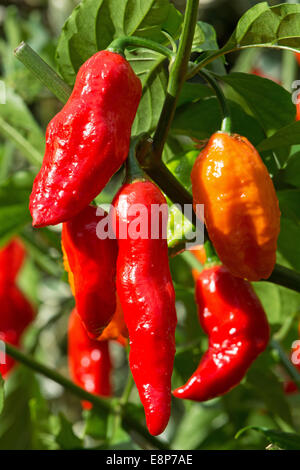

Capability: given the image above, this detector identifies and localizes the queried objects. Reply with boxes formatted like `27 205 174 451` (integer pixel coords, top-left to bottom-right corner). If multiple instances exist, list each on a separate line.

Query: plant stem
152 0 199 160
267 264 300 293
170 237 300 293
198 69 231 133
14 42 72 104
0 117 42 166
4 342 167 449
181 250 203 272
271 339 300 391
120 373 135 406
108 36 173 59
188 44 300 80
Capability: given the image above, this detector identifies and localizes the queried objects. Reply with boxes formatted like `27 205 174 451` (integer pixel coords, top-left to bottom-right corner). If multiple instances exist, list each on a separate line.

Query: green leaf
177 82 213 108
193 21 220 53
128 49 167 136
236 427 300 450
277 189 300 222
54 413 83 450
172 403 221 450
167 150 198 193
221 73 295 134
246 356 294 427
198 3 300 70
84 408 109 440
224 2 300 52
278 217 300 272
0 87 44 154
0 367 41 450
56 0 182 86
252 282 281 325
281 152 300 188
257 122 300 153
276 190 300 269
172 97 265 146
0 172 32 246
29 398 59 450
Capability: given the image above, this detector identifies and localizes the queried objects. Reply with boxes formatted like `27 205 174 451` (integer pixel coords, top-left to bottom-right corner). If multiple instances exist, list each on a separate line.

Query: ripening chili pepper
173 264 270 401
30 50 142 228
0 238 25 285
97 295 128 347
0 284 34 378
68 309 112 409
112 155 177 436
62 204 118 339
191 132 280 281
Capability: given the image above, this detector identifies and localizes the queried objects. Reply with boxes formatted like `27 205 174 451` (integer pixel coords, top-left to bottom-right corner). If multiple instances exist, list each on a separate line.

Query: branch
152 0 199 160
108 36 173 59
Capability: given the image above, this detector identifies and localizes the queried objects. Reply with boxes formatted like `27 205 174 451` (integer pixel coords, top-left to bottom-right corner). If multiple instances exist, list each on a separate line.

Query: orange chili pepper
191 132 280 281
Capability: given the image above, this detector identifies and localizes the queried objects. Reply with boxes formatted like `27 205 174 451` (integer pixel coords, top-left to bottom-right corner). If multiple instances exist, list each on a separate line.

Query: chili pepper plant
0 0 300 451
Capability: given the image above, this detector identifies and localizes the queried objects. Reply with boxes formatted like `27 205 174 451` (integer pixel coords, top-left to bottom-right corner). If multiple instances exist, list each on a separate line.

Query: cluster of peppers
28 49 285 435
0 239 34 378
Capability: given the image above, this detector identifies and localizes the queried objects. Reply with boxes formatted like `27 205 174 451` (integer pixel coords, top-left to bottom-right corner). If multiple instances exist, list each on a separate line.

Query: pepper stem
204 240 220 266
198 69 232 134
107 36 173 59
125 135 149 184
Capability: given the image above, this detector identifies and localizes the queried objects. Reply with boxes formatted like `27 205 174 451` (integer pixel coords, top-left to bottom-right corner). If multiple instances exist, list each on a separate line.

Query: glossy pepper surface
62 204 118 339
68 309 112 409
30 50 142 227
191 132 280 281
113 180 177 436
173 264 270 401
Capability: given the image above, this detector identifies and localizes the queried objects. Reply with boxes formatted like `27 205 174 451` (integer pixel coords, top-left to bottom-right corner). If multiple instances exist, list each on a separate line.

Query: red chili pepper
68 309 112 409
30 50 142 228
62 204 118 339
173 264 270 401
113 169 177 436
0 284 34 378
0 238 25 285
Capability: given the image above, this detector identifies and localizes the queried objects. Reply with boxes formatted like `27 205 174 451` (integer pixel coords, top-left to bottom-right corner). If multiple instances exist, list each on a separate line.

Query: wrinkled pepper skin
113 181 177 436
0 238 25 285
68 309 112 409
0 284 34 378
191 132 280 281
62 205 118 339
30 51 142 227
173 265 270 402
